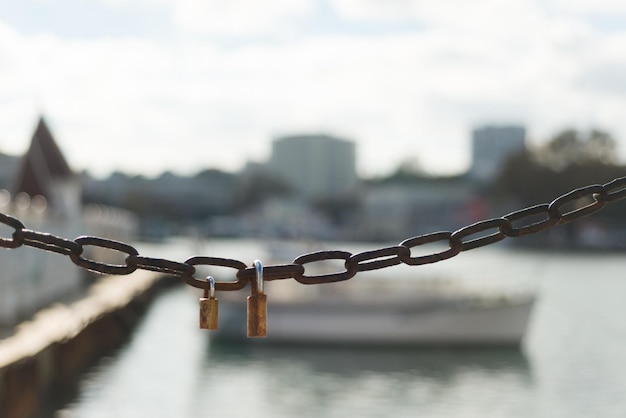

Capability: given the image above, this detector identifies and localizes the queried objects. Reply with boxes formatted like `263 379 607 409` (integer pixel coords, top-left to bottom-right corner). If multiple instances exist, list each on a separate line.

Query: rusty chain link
0 177 625 292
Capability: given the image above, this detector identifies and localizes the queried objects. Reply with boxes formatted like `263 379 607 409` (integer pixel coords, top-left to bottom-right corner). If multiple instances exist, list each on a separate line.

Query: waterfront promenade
0 269 166 418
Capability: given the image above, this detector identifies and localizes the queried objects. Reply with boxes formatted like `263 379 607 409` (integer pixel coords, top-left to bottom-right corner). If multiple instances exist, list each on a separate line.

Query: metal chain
1 177 625 292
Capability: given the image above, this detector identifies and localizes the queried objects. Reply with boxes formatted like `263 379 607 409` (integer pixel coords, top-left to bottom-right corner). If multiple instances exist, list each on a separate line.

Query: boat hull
213 297 534 346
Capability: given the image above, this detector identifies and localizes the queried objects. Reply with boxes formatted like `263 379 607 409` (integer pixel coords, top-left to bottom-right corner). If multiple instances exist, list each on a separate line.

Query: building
357 177 481 241
470 125 526 183
13 117 82 217
0 153 19 190
0 116 137 327
267 134 358 200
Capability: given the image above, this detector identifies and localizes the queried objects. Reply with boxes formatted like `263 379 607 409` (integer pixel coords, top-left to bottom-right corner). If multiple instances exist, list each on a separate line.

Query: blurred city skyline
0 0 625 178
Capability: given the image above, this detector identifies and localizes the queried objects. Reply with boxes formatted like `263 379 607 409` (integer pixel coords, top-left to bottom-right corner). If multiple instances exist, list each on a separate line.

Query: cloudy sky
0 0 625 178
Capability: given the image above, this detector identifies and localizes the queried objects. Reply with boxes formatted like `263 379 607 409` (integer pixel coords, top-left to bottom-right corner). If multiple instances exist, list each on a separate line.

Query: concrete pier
0 270 170 418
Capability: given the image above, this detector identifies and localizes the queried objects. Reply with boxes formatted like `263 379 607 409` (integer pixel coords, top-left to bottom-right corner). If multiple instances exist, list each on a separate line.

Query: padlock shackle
254 259 264 295
206 276 216 299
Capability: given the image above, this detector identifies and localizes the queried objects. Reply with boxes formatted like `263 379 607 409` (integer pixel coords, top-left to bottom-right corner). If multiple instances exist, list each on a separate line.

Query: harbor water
56 239 626 418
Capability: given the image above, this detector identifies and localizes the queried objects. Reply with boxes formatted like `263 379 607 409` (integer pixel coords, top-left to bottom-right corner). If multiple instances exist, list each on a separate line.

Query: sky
0 0 625 179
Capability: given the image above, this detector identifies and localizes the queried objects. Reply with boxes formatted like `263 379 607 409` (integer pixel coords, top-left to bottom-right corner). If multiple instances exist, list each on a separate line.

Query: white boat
212 278 534 346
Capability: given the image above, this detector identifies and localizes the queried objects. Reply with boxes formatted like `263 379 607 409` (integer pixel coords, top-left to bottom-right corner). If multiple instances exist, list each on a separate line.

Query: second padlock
247 259 267 337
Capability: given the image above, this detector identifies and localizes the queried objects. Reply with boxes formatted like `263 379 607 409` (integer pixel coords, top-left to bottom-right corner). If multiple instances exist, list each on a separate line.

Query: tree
536 129 617 170
233 172 293 209
494 128 626 206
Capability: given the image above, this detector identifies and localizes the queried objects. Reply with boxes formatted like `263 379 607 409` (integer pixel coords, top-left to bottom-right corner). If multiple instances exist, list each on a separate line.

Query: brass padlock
199 276 218 330
247 259 267 338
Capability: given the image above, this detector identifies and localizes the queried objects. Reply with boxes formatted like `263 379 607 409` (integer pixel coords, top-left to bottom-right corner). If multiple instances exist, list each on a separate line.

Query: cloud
1 1 626 178
331 0 545 29
548 0 626 14
169 0 314 37
579 64 626 96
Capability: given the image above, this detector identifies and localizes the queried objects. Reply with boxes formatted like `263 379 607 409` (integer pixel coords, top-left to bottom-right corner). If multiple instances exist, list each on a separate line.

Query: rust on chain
0 176 624 293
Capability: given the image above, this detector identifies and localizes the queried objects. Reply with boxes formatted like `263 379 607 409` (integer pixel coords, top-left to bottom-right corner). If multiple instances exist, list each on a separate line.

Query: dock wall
0 270 170 418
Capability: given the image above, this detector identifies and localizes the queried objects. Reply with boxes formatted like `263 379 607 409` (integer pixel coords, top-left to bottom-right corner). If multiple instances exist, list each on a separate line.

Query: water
56 239 626 418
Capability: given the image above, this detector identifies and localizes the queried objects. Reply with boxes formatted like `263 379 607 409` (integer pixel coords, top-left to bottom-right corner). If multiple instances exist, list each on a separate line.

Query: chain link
398 231 461 265
0 213 25 248
182 256 248 291
0 177 624 291
501 204 557 237
237 263 305 282
126 255 195 277
345 245 410 272
17 229 83 256
450 218 509 251
293 250 357 284
548 184 607 224
69 236 139 275
600 177 626 202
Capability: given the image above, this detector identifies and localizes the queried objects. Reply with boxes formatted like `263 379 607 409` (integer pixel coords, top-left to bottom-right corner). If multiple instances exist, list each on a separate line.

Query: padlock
247 259 267 337
199 276 218 330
